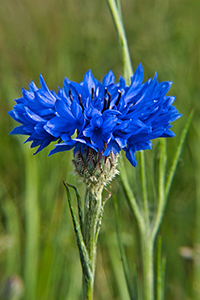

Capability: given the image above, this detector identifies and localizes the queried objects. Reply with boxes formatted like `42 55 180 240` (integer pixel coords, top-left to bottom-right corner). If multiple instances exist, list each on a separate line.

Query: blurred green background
0 0 199 299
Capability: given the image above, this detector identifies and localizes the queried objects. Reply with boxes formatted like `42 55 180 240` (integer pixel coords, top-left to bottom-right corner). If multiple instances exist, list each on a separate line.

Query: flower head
9 64 181 167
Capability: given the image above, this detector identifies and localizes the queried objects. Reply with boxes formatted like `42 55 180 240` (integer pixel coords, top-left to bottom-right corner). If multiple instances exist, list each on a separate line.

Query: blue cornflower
9 64 181 166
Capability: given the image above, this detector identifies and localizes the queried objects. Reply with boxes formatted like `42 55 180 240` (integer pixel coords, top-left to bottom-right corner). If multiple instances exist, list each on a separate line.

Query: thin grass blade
63 181 92 283
165 111 194 200
113 195 138 300
66 183 84 235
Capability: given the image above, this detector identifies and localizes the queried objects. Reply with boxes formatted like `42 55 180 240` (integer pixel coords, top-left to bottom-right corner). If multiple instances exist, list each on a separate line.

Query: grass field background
0 0 199 299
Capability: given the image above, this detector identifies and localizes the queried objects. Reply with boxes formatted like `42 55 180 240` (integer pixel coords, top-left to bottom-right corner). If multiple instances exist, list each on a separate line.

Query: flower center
68 88 122 113
69 89 84 111
102 88 122 112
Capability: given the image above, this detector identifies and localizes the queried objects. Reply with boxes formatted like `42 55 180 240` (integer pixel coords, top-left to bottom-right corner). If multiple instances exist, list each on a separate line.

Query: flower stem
140 151 150 228
24 149 39 300
83 186 103 300
107 0 133 84
83 278 93 300
141 234 154 300
107 2 155 299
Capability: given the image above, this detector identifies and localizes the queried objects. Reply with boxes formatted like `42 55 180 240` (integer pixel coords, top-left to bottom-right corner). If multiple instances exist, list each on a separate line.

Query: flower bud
73 147 118 188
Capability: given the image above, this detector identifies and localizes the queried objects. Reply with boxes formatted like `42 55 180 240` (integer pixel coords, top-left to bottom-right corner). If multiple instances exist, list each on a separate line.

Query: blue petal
9 125 27 135
8 110 22 123
125 147 137 167
155 81 172 97
45 117 68 137
82 126 94 137
91 132 104 151
34 89 56 107
102 71 115 86
83 70 99 95
71 99 83 119
24 107 46 123
130 63 144 87
49 141 76 155
39 74 49 91
55 99 74 119
33 138 53 154
22 88 35 101
29 80 38 92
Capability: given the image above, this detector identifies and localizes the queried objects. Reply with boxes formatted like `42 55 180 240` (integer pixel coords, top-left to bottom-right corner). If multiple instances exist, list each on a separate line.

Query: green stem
107 2 155 299
83 187 103 300
140 151 150 228
151 140 167 242
119 155 145 233
141 234 154 300
157 237 166 300
83 278 93 300
24 149 39 300
107 0 133 83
